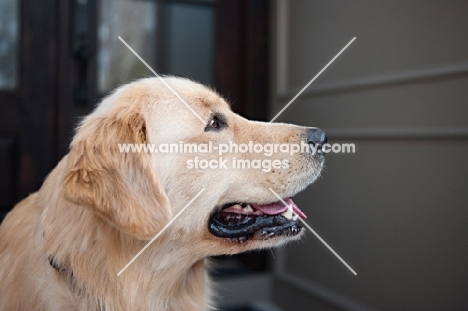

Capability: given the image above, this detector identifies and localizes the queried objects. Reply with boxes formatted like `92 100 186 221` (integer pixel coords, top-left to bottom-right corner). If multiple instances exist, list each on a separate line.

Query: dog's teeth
245 204 254 213
281 208 293 219
292 214 298 221
231 204 242 209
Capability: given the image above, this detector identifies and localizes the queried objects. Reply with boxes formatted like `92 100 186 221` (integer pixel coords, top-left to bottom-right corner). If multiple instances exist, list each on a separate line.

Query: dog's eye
208 118 219 128
205 115 225 132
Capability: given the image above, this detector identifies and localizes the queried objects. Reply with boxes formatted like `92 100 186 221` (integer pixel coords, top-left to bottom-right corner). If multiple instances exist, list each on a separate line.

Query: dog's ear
63 109 171 240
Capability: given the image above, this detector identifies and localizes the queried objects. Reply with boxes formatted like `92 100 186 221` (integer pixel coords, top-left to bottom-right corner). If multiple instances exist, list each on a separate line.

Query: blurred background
1 0 468 310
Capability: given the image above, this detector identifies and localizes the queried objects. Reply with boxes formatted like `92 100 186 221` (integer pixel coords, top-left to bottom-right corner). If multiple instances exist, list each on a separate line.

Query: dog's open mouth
208 198 306 242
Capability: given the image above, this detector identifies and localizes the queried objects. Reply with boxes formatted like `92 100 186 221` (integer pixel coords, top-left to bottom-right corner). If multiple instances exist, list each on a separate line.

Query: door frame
0 0 59 219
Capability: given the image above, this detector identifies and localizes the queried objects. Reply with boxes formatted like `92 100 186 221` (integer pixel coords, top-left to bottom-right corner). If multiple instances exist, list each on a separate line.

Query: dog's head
63 77 325 254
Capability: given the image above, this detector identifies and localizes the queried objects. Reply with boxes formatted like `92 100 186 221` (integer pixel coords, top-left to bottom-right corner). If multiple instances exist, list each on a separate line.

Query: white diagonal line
117 188 206 276
118 36 206 125
270 37 356 123
269 188 357 275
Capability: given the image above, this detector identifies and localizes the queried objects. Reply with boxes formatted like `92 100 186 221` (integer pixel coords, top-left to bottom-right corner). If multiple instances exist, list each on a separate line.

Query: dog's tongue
252 198 307 219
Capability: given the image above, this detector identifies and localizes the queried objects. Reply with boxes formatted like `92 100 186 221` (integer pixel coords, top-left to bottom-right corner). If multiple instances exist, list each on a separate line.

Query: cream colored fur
0 77 323 310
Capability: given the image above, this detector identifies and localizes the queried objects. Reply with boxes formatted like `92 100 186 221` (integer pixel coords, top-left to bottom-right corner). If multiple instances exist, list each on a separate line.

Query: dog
0 77 326 310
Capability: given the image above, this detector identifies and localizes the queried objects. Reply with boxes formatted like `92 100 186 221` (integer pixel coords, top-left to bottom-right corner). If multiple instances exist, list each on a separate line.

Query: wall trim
277 63 468 99
326 127 468 140
274 249 376 311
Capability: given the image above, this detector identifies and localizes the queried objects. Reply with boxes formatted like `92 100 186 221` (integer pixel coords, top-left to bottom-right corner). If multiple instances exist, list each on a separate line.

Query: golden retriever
0 77 326 310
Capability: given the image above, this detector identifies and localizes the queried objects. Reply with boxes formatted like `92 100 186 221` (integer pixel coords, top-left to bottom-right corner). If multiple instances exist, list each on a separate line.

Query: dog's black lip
208 211 303 241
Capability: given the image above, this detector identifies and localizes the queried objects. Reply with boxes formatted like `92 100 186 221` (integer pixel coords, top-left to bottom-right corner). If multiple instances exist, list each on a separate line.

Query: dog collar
48 256 74 278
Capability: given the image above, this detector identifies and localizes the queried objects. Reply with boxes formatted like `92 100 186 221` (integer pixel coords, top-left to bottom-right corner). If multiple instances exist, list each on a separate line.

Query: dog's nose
307 128 327 147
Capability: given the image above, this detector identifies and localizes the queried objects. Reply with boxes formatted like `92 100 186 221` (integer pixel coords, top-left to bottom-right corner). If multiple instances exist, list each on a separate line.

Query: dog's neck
38 184 211 310
115 238 212 310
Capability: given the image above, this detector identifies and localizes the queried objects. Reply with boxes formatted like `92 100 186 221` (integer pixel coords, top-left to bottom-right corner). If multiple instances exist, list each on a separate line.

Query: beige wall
270 1 468 310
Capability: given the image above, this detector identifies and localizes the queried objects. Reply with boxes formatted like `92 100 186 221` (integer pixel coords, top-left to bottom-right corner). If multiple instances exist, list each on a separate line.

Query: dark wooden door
1 0 270 273
0 0 59 219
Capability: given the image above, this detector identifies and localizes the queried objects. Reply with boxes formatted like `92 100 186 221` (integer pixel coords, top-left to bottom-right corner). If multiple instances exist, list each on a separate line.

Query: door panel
98 0 158 93
162 1 215 85
0 0 58 218
0 0 19 89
